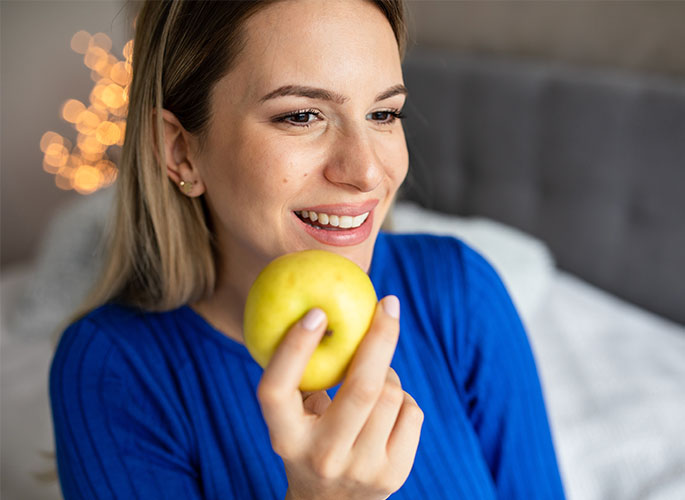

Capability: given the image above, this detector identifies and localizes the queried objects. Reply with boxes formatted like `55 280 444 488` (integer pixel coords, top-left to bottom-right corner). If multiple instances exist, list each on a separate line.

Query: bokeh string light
41 31 133 195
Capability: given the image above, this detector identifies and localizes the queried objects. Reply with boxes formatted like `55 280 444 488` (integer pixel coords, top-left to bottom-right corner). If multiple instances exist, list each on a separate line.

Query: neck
191 286 245 345
191 240 269 345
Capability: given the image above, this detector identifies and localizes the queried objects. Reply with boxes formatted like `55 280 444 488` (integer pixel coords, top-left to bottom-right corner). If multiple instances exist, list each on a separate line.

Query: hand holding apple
256 291 424 500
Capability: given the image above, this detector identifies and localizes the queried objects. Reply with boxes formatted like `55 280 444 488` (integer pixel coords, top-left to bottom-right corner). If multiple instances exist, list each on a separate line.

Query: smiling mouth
294 210 370 230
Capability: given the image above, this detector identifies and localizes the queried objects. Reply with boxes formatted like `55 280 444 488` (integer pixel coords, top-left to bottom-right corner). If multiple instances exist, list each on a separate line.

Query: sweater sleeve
49 318 203 500
456 243 566 499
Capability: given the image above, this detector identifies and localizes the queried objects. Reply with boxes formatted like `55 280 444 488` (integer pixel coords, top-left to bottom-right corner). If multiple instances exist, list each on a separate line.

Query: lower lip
294 210 375 246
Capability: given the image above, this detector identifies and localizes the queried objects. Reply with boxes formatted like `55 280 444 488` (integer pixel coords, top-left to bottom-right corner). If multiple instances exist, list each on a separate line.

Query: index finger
256 308 328 436
318 295 400 448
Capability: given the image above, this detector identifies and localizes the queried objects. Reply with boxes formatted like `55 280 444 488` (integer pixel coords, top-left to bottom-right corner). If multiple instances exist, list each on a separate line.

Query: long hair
75 0 408 318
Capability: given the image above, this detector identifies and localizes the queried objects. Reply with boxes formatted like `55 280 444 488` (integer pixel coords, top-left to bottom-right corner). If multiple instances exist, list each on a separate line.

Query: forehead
220 0 403 103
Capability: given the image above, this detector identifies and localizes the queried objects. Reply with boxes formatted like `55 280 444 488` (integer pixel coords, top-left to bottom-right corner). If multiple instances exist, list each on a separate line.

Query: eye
274 109 321 127
366 109 405 125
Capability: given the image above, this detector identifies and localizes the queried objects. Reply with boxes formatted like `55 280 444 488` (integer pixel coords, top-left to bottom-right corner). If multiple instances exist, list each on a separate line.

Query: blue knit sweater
50 232 565 499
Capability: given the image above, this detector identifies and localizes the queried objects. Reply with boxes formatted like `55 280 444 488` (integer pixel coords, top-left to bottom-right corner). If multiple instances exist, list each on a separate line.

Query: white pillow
390 201 556 324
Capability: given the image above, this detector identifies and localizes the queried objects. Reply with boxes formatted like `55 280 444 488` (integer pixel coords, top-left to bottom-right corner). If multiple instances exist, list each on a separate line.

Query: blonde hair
76 0 408 318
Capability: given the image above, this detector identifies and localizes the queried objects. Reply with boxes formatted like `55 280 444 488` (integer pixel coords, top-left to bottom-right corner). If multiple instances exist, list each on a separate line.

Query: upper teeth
298 210 369 229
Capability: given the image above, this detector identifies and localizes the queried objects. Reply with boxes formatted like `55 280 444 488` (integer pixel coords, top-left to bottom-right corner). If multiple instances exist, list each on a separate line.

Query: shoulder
50 304 140 380
49 303 194 434
373 231 519 346
49 303 184 392
49 304 200 484
52 303 154 356
49 305 137 431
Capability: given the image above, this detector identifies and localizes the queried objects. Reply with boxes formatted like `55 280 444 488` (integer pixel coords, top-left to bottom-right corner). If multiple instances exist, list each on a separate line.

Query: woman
50 1 566 498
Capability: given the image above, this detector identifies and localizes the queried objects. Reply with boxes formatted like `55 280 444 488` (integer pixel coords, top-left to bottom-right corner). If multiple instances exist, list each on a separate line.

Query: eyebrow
374 84 408 102
259 84 408 104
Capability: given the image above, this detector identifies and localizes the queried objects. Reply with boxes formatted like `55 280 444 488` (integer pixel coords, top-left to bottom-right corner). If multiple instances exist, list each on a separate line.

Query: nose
323 127 384 192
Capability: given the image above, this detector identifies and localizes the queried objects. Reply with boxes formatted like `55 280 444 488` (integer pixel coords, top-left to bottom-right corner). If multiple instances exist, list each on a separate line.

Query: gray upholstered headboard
400 49 685 324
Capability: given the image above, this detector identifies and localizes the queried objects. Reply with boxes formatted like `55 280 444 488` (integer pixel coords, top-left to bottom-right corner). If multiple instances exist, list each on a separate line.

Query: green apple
243 249 377 392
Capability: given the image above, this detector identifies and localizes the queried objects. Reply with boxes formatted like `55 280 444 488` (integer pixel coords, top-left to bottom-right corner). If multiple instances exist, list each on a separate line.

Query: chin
338 235 379 273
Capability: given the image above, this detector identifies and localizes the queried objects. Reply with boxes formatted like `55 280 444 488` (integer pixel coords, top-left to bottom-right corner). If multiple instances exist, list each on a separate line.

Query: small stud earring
179 180 193 195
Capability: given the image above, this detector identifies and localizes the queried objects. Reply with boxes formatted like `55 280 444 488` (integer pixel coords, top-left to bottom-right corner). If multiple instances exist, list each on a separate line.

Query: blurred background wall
1 0 131 269
1 0 684 270
407 0 685 77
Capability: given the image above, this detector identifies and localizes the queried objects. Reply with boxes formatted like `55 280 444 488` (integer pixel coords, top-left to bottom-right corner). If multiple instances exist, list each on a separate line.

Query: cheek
395 142 409 182
203 133 319 211
242 143 318 195
243 132 326 188
379 132 409 186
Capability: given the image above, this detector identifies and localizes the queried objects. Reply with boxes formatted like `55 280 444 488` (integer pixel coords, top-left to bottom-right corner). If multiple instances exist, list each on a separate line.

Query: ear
161 109 206 197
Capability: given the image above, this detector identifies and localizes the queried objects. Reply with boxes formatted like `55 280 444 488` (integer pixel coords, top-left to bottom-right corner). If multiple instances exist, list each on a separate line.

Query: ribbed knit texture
50 232 565 499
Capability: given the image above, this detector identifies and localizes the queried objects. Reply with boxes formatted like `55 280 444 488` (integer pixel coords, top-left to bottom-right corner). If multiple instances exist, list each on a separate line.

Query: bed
2 50 685 499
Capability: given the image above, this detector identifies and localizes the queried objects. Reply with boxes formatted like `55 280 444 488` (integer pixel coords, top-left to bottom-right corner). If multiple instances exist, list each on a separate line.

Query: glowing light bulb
73 165 104 194
75 110 101 135
89 84 107 110
87 105 109 122
110 61 132 86
68 153 83 168
123 40 134 61
91 32 112 52
40 131 64 152
44 143 69 167
70 31 92 54
78 133 107 154
61 99 86 123
101 83 126 109
84 46 108 72
55 166 75 190
95 121 121 145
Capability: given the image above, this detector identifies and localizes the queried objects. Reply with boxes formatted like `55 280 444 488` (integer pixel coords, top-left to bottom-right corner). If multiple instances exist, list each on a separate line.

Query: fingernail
302 308 326 331
383 295 400 319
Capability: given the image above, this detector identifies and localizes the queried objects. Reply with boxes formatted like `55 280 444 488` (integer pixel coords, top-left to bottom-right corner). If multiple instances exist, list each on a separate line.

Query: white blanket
527 272 685 500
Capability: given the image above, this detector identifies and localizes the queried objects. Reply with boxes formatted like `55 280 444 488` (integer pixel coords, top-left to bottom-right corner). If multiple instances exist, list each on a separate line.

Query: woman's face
193 0 408 279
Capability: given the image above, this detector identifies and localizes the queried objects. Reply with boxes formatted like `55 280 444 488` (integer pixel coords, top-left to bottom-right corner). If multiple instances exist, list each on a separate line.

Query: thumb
301 390 332 416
